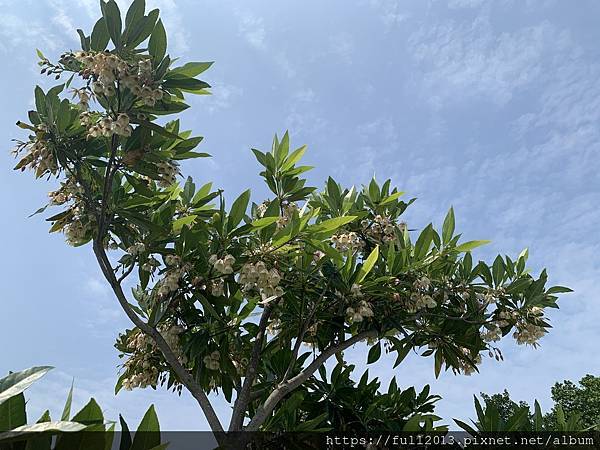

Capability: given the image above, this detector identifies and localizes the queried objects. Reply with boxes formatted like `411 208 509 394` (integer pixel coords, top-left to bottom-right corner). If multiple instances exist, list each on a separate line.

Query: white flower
203 350 220 370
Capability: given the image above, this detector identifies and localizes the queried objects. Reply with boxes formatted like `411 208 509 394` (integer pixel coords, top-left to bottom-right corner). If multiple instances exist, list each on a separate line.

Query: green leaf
434 349 443 378
60 381 74 421
275 130 290 165
140 100 189 115
0 393 26 431
101 0 122 48
251 217 278 229
130 405 160 450
123 0 145 44
308 216 357 233
171 151 210 160
367 342 381 364
505 407 529 431
134 118 182 140
0 422 86 442
492 255 505 287
442 207 455 244
162 76 210 92
455 240 491 253
454 418 478 435
34 86 46 116
547 286 573 294
393 342 411 368
191 182 213 204
228 189 250 230
413 224 434 260
148 19 166 62
168 62 213 78
76 29 90 51
368 178 380 202
0 366 53 405
172 215 197 232
126 9 159 48
124 173 154 197
119 415 132 450
356 245 379 283
379 191 405 205
281 145 307 171
90 18 110 51
533 400 543 431
402 414 423 432
251 149 266 167
71 398 103 425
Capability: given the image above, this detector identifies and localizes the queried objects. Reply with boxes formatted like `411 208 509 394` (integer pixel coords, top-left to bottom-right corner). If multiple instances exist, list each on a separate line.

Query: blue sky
1 0 599 431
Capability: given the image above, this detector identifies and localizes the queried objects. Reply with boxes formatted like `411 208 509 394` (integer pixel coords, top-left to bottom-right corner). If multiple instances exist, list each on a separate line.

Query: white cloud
408 17 565 107
366 0 409 29
235 10 266 50
205 81 243 114
448 0 486 8
329 33 354 64
0 13 64 54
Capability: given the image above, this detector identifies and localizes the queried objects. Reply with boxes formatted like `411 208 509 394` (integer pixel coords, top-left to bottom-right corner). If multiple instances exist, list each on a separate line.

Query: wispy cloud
205 81 243 114
408 16 564 107
366 0 409 29
235 10 266 50
0 13 64 54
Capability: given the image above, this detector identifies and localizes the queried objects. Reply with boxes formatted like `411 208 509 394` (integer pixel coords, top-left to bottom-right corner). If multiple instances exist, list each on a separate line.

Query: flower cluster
127 242 146 256
495 309 517 327
345 284 374 323
156 255 190 298
266 317 281 335
513 307 546 345
48 178 84 205
210 278 225 297
63 209 95 246
457 347 482 376
15 131 57 177
121 324 186 391
203 351 221 370
331 231 364 252
122 59 164 106
256 201 270 218
345 301 374 323
73 52 164 106
156 160 180 187
361 214 397 243
401 276 437 312
276 202 299 229
476 287 505 306
160 324 187 365
70 88 91 110
238 261 284 301
208 254 236 275
141 256 161 273
75 51 128 84
83 112 132 138
481 322 503 342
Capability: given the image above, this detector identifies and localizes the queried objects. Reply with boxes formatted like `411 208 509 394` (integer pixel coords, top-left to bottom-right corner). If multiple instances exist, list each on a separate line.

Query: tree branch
92 242 224 433
245 329 377 431
229 304 274 431
280 284 327 383
117 262 136 283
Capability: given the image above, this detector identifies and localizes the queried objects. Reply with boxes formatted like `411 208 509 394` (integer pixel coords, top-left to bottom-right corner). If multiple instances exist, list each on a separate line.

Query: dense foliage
475 375 600 431
265 363 444 432
11 0 571 433
456 394 596 433
0 367 165 450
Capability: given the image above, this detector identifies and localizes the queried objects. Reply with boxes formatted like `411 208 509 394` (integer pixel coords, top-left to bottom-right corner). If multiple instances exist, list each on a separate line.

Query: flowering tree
12 0 571 435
